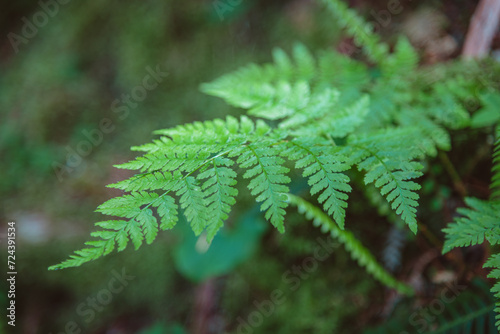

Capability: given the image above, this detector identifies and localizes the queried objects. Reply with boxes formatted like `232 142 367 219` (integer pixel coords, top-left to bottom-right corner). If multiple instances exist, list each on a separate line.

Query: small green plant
50 0 500 327
442 124 500 328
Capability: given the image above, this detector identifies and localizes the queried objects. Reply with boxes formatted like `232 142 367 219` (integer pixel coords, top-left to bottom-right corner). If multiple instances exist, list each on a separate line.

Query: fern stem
438 151 467 198
428 303 495 333
416 220 443 249
352 143 420 233
287 194 414 296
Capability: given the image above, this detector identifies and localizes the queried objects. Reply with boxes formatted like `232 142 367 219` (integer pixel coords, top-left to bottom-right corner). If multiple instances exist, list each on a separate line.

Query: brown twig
438 151 467 198
191 278 218 334
462 0 500 59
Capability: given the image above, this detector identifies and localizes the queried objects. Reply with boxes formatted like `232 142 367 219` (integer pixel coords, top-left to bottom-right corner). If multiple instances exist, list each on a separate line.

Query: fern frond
49 219 143 270
442 197 500 253
427 83 470 129
245 81 312 120
427 302 496 334
484 254 500 330
116 116 267 174
199 64 275 109
472 92 500 128
289 43 317 82
176 176 208 236
108 171 175 192
200 41 373 143
380 36 419 78
49 116 279 269
153 195 179 231
200 43 317 111
269 43 317 83
397 111 451 155
198 157 238 240
283 138 352 228
320 0 389 64
96 191 160 218
136 209 158 244
442 126 500 330
49 191 180 270
492 125 500 200
363 83 400 131
287 194 413 295
275 87 339 131
231 142 291 232
287 94 370 138
201 41 369 126
48 238 115 270
317 50 369 91
346 128 424 233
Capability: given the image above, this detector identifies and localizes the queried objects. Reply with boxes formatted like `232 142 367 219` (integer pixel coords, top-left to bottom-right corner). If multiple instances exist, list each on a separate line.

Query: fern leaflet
232 142 291 232
442 198 500 253
485 254 500 329
492 125 500 199
283 138 352 228
345 128 424 233
198 157 238 240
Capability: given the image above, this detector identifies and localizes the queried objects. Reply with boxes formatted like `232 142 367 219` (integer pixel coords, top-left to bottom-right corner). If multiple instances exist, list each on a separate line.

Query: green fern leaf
136 209 158 244
380 36 419 78
152 195 179 231
95 220 130 251
201 43 320 113
126 217 144 250
492 125 500 200
272 47 293 81
286 94 370 140
176 176 208 236
397 111 451 155
198 157 238 240
277 87 340 131
48 237 116 270
50 116 274 269
247 81 311 120
232 142 291 232
200 62 280 110
442 198 500 253
320 0 389 64
472 92 500 128
292 43 316 82
317 50 369 91
484 254 500 330
346 129 423 233
429 83 470 129
108 171 175 192
284 138 352 228
96 191 160 218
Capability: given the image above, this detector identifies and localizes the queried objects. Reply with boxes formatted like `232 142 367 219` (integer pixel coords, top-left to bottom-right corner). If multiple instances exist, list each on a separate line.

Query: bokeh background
0 0 497 333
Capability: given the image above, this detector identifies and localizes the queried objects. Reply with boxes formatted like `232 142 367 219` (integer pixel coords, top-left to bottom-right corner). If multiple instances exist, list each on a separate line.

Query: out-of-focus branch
462 0 500 59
